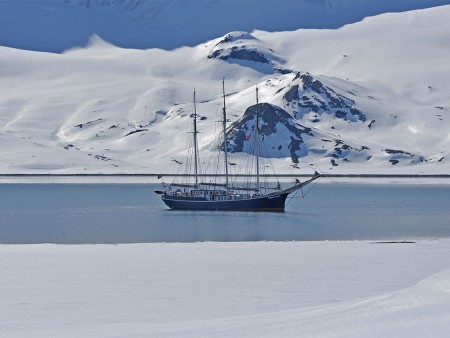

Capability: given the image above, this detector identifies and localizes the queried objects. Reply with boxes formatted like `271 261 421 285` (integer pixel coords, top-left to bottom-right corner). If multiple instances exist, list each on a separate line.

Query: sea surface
1 181 449 243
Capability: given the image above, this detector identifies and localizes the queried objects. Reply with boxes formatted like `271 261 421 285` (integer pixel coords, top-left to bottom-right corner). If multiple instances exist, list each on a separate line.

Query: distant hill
0 0 448 52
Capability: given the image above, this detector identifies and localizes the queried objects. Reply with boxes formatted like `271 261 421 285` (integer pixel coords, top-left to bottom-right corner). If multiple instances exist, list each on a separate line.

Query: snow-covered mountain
0 2 449 174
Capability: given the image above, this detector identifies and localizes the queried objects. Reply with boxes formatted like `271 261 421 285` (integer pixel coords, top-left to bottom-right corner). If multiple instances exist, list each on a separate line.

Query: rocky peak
225 103 313 163
281 72 366 122
207 32 287 74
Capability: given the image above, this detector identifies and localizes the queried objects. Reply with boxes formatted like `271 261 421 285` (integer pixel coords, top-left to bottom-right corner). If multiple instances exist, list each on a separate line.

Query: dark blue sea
1 181 449 243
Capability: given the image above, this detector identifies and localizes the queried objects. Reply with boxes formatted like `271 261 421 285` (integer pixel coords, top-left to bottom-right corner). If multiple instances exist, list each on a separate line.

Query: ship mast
222 78 229 188
255 86 260 191
193 89 199 186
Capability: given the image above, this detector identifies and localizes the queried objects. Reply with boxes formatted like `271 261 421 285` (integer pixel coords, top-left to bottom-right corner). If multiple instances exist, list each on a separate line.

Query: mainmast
193 89 199 186
255 86 260 191
222 77 229 188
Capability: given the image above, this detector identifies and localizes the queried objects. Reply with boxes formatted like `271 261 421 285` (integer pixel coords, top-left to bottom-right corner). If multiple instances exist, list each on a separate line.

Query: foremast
222 78 229 188
221 82 262 193
255 86 260 191
193 89 199 187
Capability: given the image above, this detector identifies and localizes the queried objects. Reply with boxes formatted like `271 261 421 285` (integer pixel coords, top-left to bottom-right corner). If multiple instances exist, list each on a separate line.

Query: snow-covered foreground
2 240 450 337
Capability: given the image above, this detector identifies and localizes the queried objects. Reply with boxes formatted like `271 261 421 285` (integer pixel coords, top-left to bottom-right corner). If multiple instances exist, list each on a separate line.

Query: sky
1 0 449 52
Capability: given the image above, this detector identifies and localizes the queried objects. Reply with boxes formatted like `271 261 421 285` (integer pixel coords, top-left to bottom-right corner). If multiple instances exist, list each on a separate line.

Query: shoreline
1 173 449 178
1 174 450 185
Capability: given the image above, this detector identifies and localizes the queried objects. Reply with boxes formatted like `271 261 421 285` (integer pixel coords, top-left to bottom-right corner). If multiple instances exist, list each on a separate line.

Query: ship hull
162 193 289 212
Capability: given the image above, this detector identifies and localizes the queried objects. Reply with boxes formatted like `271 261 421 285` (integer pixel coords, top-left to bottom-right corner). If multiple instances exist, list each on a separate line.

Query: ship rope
285 174 322 207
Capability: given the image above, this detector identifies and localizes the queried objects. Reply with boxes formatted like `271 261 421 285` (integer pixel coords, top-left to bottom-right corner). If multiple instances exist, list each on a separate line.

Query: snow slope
0 4 449 174
2 240 450 337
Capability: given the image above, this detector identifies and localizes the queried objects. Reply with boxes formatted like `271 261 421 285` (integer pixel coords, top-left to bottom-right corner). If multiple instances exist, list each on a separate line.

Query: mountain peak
216 32 256 45
207 32 286 74
284 72 367 122
226 103 313 164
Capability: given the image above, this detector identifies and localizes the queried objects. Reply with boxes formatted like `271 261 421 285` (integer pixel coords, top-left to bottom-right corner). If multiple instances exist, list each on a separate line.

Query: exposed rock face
208 32 265 61
383 149 425 165
225 103 313 163
282 72 366 122
209 48 270 64
207 32 288 73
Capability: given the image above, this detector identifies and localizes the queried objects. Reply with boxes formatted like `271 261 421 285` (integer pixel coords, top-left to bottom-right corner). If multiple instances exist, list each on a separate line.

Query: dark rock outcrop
224 103 313 163
207 32 284 74
283 73 366 122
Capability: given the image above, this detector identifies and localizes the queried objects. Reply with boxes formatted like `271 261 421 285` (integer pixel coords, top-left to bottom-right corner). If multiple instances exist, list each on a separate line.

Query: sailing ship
154 79 322 212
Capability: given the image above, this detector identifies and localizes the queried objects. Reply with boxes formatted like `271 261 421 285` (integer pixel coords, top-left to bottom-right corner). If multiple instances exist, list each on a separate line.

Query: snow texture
2 240 450 337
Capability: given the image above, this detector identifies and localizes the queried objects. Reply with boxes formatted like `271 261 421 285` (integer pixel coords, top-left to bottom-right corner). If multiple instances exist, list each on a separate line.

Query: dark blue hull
162 193 289 212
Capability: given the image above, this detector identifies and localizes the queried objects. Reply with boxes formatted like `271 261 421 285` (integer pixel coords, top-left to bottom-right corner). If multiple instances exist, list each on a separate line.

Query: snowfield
1 240 450 337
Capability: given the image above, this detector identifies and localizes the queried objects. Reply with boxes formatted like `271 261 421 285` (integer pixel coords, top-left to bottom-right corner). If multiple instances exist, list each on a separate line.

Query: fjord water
0 182 449 244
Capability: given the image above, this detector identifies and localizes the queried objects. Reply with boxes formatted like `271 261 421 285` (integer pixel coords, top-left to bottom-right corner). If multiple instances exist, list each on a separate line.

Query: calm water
0 182 449 243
